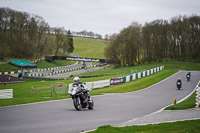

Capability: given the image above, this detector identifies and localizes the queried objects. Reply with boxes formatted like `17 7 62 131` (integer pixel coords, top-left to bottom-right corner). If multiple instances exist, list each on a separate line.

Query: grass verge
89 119 200 133
165 92 196 110
90 69 177 95
76 61 200 79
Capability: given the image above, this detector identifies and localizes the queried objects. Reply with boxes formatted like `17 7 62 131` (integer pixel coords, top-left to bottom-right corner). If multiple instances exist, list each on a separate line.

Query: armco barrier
26 64 97 77
132 73 136 80
0 61 79 75
85 82 93 89
68 66 164 93
24 76 62 81
126 75 130 82
0 89 13 99
48 65 97 76
147 70 149 76
130 75 133 81
151 69 153 74
110 78 123 85
138 72 141 79
92 79 110 89
69 79 111 91
195 80 200 107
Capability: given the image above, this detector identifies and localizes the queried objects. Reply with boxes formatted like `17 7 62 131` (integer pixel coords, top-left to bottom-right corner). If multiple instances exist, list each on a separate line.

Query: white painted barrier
126 76 130 82
195 80 200 107
138 72 141 79
143 71 146 77
92 79 110 89
69 79 110 92
157 67 160 72
154 68 157 73
0 61 79 75
0 89 13 99
147 70 150 76
151 69 153 74
67 66 164 93
132 74 136 80
85 82 93 90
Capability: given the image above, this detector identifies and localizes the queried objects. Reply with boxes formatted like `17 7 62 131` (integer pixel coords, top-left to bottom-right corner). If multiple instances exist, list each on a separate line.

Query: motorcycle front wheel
73 97 82 111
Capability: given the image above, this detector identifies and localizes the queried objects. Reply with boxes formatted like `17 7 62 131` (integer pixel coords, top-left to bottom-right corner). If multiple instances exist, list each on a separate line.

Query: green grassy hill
73 37 109 59
0 37 108 72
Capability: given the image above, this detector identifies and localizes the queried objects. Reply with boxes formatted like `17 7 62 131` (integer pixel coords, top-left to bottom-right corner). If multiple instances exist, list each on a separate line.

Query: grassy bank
165 92 196 110
90 119 200 133
73 37 109 59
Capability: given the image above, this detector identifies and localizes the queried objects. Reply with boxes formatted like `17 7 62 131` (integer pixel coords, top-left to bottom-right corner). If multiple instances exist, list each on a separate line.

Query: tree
105 15 200 66
0 8 54 61
104 25 142 66
66 30 74 53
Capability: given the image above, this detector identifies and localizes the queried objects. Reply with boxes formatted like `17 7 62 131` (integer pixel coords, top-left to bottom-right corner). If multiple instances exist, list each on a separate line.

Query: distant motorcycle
69 86 94 111
186 73 191 81
176 79 182 90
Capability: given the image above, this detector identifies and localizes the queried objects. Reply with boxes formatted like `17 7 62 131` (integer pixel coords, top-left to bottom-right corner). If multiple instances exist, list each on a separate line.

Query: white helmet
73 77 80 84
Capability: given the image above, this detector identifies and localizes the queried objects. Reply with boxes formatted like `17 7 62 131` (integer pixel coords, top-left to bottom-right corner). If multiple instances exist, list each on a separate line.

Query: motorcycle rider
71 77 91 102
187 68 191 75
186 73 191 81
176 78 182 89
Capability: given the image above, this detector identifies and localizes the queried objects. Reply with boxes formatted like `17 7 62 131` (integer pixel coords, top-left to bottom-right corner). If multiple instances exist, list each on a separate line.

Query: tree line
105 15 200 67
0 8 74 62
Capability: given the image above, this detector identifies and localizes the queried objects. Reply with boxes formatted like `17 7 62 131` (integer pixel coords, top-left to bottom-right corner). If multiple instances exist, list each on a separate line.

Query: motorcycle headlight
71 90 76 95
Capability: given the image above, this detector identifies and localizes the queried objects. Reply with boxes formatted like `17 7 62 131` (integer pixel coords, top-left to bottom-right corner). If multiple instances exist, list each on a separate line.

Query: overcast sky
1 0 200 36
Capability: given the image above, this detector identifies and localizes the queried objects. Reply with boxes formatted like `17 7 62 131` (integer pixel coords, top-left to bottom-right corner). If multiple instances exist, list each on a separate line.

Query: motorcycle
176 81 181 90
186 74 191 81
70 86 94 111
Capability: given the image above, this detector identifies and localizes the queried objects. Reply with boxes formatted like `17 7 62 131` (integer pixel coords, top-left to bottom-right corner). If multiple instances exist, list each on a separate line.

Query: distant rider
187 68 191 76
71 77 91 101
186 73 191 81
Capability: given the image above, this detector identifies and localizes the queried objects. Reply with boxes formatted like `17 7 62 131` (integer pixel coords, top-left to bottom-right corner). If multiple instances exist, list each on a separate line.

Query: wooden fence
31 84 53 97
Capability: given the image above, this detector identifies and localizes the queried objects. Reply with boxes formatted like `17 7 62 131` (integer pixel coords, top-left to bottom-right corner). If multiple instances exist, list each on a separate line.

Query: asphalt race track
0 71 200 133
46 66 104 78
29 62 92 77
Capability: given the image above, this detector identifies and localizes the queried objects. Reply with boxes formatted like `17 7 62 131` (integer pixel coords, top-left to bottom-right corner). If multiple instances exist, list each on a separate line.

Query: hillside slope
73 37 109 59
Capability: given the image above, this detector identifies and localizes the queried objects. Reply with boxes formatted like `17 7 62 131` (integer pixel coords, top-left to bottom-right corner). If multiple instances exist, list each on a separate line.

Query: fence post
31 86 34 97
51 84 53 97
